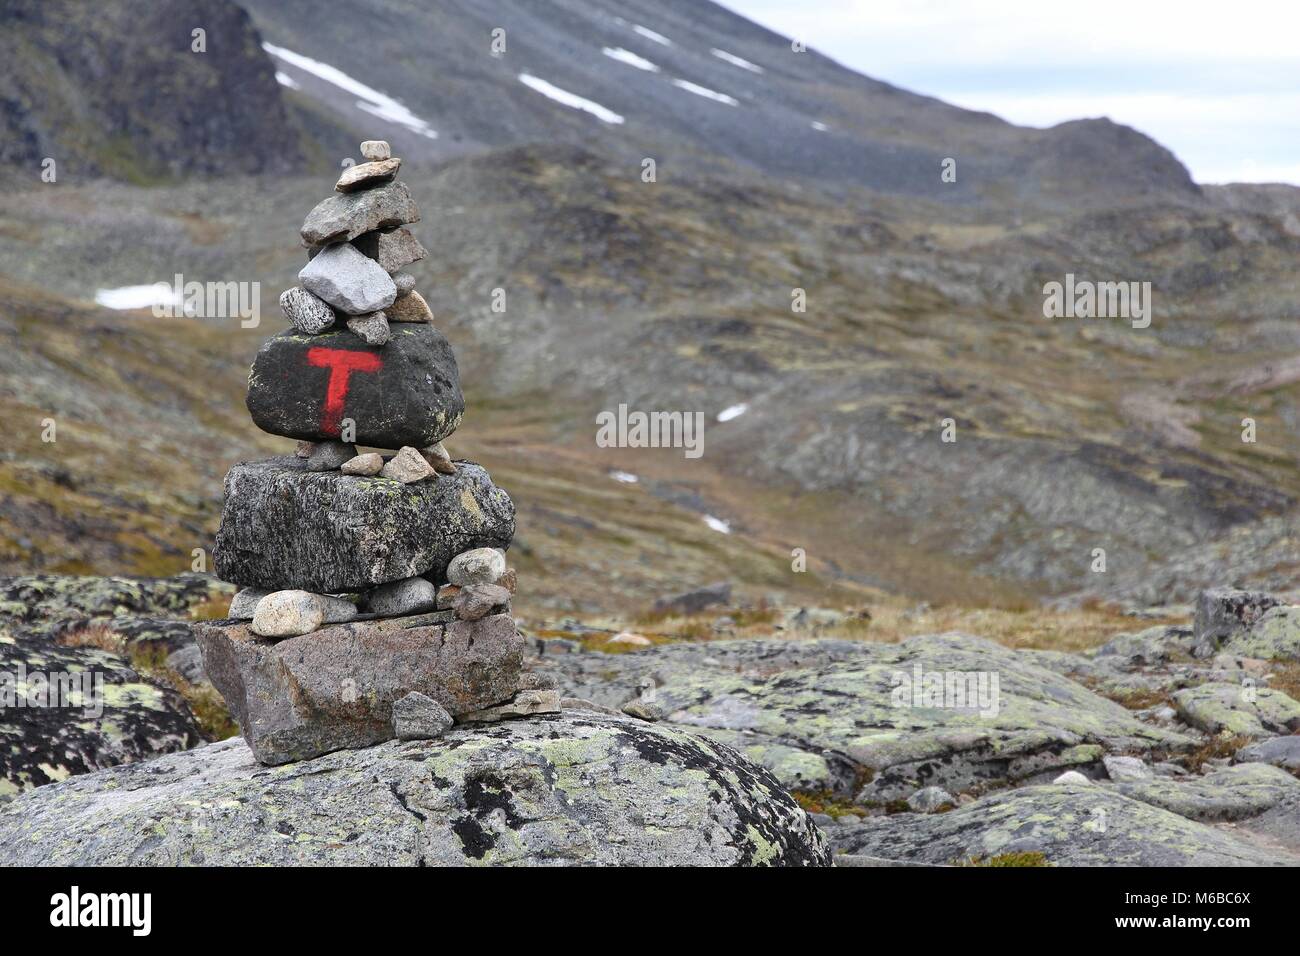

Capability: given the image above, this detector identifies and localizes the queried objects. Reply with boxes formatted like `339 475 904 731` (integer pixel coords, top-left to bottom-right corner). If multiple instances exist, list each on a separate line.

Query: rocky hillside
0 0 311 183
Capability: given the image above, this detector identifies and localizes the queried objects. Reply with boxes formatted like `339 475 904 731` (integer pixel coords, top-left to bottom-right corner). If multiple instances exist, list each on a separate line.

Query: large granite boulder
0 712 831 866
245 325 464 448
196 611 523 765
538 634 1196 801
212 458 514 593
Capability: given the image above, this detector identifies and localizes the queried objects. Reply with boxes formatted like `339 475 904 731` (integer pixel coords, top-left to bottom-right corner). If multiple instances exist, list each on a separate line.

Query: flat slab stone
195 612 523 765
212 457 514 593
300 181 419 246
245 325 463 447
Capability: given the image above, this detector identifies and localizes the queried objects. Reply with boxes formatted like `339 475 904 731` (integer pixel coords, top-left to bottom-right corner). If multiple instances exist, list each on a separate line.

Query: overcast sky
723 0 1299 185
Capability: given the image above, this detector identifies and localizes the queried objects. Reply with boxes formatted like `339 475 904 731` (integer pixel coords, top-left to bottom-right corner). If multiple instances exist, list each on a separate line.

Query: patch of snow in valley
671 79 738 106
811 121 829 132
717 403 748 422
274 71 300 90
710 48 764 73
702 515 732 534
262 42 437 139
633 24 673 46
518 74 625 124
609 470 640 483
94 284 183 312
602 47 660 72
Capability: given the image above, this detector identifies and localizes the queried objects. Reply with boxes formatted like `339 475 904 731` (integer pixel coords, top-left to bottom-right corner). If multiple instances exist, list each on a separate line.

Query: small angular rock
353 226 427 273
359 140 391 161
347 311 391 345
294 440 314 459
452 583 511 621
907 786 956 813
279 287 336 334
436 583 461 610
1103 755 1152 782
335 157 401 192
498 568 517 594
250 590 325 638
461 689 561 723
341 452 383 476
386 289 433 323
367 576 439 616
228 587 269 621
305 439 357 472
420 442 456 474
299 242 397 315
392 691 454 740
446 547 506 586
392 272 416 296
380 446 435 483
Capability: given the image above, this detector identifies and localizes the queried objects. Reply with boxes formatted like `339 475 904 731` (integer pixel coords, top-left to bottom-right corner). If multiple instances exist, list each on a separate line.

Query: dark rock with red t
245 324 464 448
212 456 515 593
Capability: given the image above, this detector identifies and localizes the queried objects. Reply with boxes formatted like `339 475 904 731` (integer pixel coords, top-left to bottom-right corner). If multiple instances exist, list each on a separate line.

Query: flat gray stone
305 440 357 472
1103 754 1151 782
299 242 397 315
300 180 420 246
368 576 439 617
196 612 524 765
213 457 514 594
1237 735 1300 771
907 786 955 813
336 157 401 192
829 782 1299 866
228 586 269 621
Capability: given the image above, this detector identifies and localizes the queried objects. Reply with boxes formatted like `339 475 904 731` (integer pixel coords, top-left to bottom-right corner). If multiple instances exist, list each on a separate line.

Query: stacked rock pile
197 140 558 766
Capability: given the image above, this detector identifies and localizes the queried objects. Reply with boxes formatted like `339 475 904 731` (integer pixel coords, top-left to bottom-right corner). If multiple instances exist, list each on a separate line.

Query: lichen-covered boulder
212 457 514 593
539 634 1195 801
828 782 1300 866
0 633 201 798
0 573 228 797
0 713 831 866
1221 605 1300 662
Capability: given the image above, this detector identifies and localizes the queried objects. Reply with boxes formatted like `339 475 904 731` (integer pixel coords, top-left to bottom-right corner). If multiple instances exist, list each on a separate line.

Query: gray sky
723 0 1299 185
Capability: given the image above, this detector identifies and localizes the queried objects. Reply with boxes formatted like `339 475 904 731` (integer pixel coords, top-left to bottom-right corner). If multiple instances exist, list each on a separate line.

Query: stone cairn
197 140 558 766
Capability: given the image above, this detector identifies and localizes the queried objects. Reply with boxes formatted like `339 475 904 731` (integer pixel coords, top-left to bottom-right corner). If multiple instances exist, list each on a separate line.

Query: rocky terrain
0 0 1296 866
2 575 1299 865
